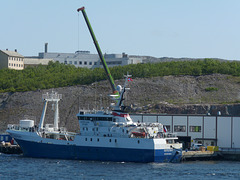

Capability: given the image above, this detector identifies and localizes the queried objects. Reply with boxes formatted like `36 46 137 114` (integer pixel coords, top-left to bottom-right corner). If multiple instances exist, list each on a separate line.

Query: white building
0 49 24 70
38 43 142 68
131 114 240 150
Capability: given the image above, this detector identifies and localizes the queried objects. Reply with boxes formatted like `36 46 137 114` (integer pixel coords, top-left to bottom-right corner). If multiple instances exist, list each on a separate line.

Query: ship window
92 128 94 131
90 138 92 141
115 139 117 143
96 128 98 131
85 138 87 141
138 140 140 144
97 138 99 142
109 139 111 142
96 117 113 121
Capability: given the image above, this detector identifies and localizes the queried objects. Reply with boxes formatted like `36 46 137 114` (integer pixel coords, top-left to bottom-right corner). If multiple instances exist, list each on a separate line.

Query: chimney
45 43 48 53
15 49 17 52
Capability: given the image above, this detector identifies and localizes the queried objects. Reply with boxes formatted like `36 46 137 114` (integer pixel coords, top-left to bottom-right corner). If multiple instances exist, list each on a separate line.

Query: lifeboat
131 132 146 138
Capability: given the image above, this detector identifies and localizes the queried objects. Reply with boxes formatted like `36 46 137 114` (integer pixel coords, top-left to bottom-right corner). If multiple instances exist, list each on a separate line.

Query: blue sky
1 0 240 60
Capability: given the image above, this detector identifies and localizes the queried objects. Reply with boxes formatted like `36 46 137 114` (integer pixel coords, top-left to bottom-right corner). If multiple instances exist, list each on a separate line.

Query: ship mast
38 91 62 131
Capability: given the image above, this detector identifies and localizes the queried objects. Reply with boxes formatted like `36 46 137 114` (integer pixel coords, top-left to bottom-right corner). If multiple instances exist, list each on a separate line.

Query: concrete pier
218 148 240 161
182 151 219 161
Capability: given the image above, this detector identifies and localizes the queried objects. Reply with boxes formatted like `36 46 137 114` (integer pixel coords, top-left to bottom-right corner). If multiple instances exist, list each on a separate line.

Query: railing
7 124 36 132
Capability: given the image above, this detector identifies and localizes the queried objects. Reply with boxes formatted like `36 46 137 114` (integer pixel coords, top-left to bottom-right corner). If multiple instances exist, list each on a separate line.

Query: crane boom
77 7 118 95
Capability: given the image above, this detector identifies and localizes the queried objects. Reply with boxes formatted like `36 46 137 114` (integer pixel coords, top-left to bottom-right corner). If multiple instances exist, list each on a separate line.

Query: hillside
1 74 240 133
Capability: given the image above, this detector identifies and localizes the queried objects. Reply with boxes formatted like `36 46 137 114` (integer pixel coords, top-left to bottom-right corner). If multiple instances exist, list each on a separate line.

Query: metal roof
1 50 24 57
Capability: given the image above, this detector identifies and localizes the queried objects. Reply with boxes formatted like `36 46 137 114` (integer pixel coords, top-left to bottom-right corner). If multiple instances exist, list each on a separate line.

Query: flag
128 77 133 81
163 126 167 133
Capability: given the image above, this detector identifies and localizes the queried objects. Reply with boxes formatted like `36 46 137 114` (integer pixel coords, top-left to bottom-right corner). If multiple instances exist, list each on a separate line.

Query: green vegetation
205 87 219 92
1 59 240 93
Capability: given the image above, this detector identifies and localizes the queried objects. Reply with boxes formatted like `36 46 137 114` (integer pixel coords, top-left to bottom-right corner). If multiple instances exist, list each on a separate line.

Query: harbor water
0 154 240 180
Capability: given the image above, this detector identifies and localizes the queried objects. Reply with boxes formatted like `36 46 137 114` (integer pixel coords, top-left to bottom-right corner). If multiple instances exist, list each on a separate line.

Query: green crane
77 7 119 96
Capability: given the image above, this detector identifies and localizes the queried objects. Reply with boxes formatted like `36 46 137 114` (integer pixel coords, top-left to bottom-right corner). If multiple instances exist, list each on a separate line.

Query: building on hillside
0 49 24 70
38 43 142 68
39 51 142 68
24 58 54 68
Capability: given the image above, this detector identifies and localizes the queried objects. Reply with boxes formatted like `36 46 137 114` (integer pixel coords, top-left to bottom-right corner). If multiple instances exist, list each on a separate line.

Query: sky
1 0 240 60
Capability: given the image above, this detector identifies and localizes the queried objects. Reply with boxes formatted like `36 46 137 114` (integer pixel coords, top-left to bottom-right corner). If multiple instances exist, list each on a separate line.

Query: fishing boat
7 75 182 162
6 7 182 163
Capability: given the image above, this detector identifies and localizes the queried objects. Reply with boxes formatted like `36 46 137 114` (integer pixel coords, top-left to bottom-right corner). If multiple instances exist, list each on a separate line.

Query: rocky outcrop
1 74 240 132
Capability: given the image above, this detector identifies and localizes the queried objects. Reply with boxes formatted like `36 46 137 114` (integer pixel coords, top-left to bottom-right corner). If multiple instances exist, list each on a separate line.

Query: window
79 61 82 65
74 61 77 65
174 125 186 132
190 126 201 132
64 61 67 64
69 61 72 64
89 62 92 65
94 62 97 65
84 61 87 65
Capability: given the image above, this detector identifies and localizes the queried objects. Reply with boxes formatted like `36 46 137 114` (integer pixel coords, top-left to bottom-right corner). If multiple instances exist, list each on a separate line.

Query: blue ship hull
15 138 182 163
